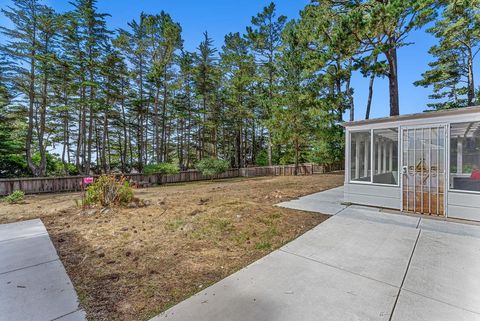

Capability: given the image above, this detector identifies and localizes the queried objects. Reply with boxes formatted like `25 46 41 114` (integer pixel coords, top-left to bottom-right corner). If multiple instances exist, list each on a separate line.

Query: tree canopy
0 0 473 177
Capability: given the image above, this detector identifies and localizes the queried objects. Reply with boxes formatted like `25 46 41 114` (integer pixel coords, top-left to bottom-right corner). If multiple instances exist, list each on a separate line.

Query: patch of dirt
0 172 344 321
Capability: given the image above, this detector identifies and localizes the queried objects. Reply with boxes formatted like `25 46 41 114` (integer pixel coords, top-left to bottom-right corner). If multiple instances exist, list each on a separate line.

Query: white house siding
344 183 401 210
448 191 480 221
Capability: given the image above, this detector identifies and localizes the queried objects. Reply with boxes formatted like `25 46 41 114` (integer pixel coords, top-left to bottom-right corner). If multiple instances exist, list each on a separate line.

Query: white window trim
448 121 480 195
348 127 400 187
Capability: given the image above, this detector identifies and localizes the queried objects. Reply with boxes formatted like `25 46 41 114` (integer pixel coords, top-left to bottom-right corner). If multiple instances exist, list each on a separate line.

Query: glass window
350 131 371 182
373 128 399 185
450 121 480 191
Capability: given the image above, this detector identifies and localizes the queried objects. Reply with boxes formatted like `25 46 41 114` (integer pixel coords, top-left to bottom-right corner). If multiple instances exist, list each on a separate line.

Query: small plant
143 163 179 175
195 158 229 178
2 190 25 204
255 241 272 250
85 175 134 207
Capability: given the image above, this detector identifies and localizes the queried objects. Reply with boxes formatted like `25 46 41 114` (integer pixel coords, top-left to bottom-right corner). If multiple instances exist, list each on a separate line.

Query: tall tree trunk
38 50 49 177
86 97 94 174
154 85 160 163
106 118 111 173
121 79 128 172
235 128 241 168
267 134 273 166
267 48 274 166
102 111 108 173
201 95 206 159
161 69 168 162
386 44 399 116
251 120 256 165
137 59 144 172
365 74 375 120
144 97 149 165
294 136 299 176
76 93 84 173
26 21 38 176
346 59 354 122
62 111 69 174
94 121 100 173
467 47 475 106
186 102 192 169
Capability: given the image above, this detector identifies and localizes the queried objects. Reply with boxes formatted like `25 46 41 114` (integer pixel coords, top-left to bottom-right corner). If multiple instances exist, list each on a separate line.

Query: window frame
448 121 480 195
348 127 400 187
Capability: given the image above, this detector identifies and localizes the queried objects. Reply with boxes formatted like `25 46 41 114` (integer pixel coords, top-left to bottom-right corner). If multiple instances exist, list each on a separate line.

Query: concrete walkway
276 186 346 215
0 219 86 321
152 187 480 321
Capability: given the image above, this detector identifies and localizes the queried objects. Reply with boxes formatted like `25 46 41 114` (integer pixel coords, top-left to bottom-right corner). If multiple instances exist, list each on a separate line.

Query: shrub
255 150 268 166
143 163 179 175
85 175 134 207
195 158 229 178
3 190 25 204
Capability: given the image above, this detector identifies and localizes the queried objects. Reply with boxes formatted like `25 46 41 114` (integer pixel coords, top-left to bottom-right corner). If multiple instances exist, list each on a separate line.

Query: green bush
255 150 268 166
143 163 179 175
3 190 25 204
85 175 134 207
195 158 229 178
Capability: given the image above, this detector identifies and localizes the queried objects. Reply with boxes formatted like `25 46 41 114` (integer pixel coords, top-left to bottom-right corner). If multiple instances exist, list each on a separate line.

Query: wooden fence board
0 163 343 196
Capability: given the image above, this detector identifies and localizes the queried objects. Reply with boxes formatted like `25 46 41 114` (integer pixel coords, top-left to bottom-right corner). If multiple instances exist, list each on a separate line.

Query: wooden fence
239 162 344 177
0 163 343 196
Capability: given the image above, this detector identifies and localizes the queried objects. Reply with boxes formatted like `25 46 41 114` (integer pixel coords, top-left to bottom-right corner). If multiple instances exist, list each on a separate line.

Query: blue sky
0 0 471 120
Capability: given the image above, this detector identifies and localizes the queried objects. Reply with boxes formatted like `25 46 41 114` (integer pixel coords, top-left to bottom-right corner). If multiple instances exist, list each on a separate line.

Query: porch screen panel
373 128 398 184
450 121 480 192
350 131 371 182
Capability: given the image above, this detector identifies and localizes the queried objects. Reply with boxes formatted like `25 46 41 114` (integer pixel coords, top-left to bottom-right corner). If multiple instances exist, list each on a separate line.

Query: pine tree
174 50 196 169
220 32 256 167
274 21 319 174
298 0 359 122
0 0 46 176
415 0 480 109
71 0 110 174
117 14 150 172
144 12 182 163
348 0 438 116
0 69 26 177
194 32 220 159
246 2 286 165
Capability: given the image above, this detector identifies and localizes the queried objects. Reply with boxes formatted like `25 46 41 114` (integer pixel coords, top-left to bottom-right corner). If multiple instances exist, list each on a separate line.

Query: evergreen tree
220 32 256 168
144 12 182 163
348 0 438 116
415 0 480 109
117 14 150 171
174 50 196 169
0 70 27 177
194 32 220 159
71 0 110 174
298 0 359 122
273 21 319 174
246 2 286 165
0 0 46 176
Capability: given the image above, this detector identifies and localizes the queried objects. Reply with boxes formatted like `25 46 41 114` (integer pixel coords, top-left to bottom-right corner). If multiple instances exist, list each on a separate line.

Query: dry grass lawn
0 172 344 321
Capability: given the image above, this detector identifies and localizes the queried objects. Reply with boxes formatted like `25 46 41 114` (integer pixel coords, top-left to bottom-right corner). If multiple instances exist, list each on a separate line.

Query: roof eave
341 106 480 128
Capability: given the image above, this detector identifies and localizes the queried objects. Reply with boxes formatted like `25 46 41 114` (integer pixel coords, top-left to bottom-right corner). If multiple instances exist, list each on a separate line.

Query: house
342 106 480 221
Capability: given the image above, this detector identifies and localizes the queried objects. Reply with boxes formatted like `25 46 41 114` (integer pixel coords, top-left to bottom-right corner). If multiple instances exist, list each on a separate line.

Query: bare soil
0 172 344 321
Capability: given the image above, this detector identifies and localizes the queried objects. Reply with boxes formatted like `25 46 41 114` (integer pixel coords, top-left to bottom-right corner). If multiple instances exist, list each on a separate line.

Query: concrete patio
276 186 347 215
0 219 86 321
152 187 480 321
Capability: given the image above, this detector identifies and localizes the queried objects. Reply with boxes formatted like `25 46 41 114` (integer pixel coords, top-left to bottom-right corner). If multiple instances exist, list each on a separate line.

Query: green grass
165 218 187 232
254 241 272 250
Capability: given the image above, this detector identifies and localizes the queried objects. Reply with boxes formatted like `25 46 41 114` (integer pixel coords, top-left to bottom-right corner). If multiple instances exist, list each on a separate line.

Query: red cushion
471 169 480 180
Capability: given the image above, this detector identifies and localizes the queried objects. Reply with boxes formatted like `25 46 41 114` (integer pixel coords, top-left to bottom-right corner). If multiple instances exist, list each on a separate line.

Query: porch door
402 125 446 216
